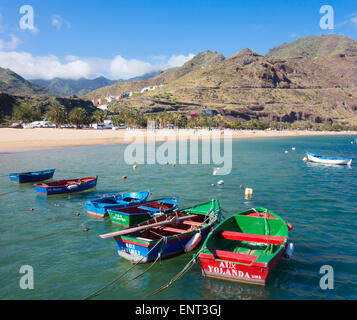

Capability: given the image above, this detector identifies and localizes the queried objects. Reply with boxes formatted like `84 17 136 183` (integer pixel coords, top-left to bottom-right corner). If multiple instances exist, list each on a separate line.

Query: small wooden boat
100 200 222 263
9 169 55 184
33 176 98 196
307 152 352 166
198 207 294 286
108 197 178 228
85 191 150 218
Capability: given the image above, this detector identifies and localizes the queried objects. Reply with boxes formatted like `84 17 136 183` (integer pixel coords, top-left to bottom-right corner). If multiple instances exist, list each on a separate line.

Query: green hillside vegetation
0 93 96 125
0 67 52 96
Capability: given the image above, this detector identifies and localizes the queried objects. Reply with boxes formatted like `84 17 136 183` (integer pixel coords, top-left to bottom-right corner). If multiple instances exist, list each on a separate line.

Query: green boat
197 207 294 285
107 197 178 228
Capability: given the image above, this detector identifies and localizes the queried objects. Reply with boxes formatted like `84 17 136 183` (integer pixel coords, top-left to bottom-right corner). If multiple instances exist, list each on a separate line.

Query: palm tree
46 105 67 127
68 108 90 129
92 110 104 125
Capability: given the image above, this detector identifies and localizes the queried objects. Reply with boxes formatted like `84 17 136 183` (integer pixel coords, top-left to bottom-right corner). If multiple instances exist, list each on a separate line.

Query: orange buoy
83 227 90 232
122 176 127 180
76 212 80 216
287 222 293 231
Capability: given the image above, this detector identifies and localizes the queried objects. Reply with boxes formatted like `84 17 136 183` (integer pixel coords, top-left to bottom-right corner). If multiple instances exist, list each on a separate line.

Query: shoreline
0 128 356 152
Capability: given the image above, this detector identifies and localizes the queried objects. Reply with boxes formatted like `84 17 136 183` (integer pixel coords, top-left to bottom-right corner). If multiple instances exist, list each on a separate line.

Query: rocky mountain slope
85 50 225 99
97 35 357 125
32 72 160 97
0 67 52 96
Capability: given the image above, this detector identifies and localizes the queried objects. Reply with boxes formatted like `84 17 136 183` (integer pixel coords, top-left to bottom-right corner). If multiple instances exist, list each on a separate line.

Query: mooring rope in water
142 250 201 299
0 190 20 197
82 236 166 300
122 236 168 285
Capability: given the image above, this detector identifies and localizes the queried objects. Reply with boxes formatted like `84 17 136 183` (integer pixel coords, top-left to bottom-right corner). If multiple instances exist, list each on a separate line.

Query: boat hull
34 176 98 196
85 191 150 218
115 225 213 263
307 152 352 165
108 198 178 228
9 169 55 184
110 212 154 227
198 243 287 286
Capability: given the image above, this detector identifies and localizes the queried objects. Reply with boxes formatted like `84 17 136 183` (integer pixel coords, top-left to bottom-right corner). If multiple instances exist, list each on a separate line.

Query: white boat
306 152 352 166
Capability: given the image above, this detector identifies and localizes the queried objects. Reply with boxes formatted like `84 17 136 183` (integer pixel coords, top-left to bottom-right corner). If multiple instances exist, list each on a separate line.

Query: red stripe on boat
219 231 286 245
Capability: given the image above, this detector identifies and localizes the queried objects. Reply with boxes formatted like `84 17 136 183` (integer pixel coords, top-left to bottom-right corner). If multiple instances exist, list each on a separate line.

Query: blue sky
0 0 356 80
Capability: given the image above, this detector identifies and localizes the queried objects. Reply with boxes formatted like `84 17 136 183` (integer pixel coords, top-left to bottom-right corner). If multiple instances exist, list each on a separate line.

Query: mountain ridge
0 67 53 96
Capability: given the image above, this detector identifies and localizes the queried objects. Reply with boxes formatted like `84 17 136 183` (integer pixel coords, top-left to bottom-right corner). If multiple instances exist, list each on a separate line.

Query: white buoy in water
303 157 307 161
284 242 294 259
217 180 224 185
285 150 289 154
292 147 296 151
184 233 202 252
213 169 218 176
245 188 253 198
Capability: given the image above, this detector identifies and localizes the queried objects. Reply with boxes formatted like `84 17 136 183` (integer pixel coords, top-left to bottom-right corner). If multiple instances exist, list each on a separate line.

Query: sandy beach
0 128 356 152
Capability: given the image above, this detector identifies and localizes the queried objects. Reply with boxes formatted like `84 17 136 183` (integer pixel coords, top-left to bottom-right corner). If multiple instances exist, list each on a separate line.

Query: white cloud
0 34 21 50
110 55 156 79
0 51 195 80
109 53 195 79
0 51 91 79
166 53 195 68
51 14 62 30
29 26 40 35
51 14 71 31
65 55 79 61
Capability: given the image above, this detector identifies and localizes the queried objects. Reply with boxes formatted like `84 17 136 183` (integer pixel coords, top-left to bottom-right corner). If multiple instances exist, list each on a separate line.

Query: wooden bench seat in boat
218 231 285 245
182 220 201 226
162 226 188 234
152 226 188 234
209 249 258 264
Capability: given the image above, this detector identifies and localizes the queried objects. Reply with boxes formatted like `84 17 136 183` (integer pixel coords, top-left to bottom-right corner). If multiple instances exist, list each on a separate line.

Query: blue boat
108 197 179 227
34 176 98 196
306 152 352 166
100 200 222 263
9 169 55 184
85 191 150 218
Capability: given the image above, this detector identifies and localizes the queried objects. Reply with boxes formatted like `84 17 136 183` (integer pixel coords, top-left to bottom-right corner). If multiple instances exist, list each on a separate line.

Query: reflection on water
305 162 352 169
201 277 269 300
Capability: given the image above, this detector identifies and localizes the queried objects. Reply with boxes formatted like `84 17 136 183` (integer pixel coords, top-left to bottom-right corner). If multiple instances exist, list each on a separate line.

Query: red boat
33 176 98 196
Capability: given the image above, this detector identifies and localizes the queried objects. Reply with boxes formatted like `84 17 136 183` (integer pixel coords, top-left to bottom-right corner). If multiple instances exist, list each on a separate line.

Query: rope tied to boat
121 237 168 285
142 248 203 299
82 236 166 300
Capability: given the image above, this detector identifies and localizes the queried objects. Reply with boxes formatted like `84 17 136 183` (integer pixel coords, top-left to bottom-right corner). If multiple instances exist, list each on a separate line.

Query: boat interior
114 200 175 213
205 212 287 264
135 212 208 240
39 177 95 187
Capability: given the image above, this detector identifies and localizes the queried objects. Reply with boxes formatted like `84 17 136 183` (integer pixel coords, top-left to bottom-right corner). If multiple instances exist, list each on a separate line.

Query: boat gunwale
34 175 98 188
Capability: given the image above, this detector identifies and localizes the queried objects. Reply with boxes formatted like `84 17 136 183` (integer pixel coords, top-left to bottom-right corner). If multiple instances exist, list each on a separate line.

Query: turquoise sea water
0 135 356 300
